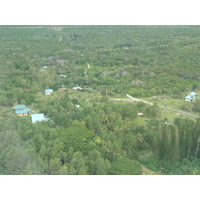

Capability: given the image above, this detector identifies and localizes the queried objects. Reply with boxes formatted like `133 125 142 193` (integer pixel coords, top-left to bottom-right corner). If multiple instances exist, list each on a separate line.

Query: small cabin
31 113 45 124
42 66 48 69
185 92 197 102
44 89 53 95
72 87 82 90
14 105 30 116
137 113 144 117
16 108 30 116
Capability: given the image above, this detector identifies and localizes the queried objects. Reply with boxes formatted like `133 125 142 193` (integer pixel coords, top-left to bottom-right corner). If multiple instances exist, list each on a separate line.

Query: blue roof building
43 66 48 68
14 105 26 109
44 89 53 95
185 92 197 102
31 113 45 124
14 105 30 116
15 108 30 115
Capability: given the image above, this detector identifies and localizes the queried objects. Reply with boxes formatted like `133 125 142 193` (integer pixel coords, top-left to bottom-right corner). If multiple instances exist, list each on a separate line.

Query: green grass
136 95 199 121
134 116 149 125
160 107 185 122
140 96 184 110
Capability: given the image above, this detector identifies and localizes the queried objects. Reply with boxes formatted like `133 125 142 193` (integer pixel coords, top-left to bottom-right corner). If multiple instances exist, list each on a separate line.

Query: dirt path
141 165 156 175
112 94 199 119
139 152 162 175
84 62 91 77
139 152 153 158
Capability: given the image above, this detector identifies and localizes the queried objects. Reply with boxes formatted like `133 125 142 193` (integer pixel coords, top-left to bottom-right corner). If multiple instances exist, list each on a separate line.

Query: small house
185 92 197 102
137 113 144 117
72 87 82 90
42 66 48 69
44 89 53 95
15 108 30 116
161 95 167 100
14 105 30 116
31 113 45 124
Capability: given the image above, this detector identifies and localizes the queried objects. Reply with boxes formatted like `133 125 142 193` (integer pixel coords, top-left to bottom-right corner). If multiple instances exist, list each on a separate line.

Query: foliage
1 25 200 175
145 104 161 118
109 158 142 175
169 157 200 175
153 118 200 170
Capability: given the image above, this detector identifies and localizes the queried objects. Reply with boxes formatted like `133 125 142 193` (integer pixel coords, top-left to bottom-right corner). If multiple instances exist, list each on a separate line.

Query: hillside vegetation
1 25 200 175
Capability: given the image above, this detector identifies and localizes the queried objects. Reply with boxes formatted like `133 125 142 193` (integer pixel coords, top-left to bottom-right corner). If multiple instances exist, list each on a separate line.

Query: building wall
17 113 28 116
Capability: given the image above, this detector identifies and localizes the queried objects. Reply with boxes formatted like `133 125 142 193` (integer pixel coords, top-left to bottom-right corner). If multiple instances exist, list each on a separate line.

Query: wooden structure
14 105 30 116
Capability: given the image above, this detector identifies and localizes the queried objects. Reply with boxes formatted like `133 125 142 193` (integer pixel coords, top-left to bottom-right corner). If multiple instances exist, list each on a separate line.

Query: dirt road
111 94 199 119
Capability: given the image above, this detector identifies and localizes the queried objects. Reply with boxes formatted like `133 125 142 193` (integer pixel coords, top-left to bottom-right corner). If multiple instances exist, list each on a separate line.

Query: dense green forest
1 25 200 175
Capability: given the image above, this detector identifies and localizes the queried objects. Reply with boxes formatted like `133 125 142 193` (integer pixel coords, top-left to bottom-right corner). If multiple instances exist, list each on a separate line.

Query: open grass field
139 95 199 121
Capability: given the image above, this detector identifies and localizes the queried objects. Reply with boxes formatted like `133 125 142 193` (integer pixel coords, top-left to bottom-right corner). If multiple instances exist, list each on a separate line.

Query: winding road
111 93 199 119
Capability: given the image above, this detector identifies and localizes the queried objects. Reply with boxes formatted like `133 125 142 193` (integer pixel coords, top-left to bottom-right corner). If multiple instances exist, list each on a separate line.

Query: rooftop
44 89 53 93
14 105 26 109
72 87 82 90
190 92 196 96
15 108 30 114
31 113 45 123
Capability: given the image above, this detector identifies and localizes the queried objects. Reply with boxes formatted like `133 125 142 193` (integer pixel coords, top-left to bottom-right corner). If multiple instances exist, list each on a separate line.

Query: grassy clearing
140 96 185 110
160 107 185 122
134 116 149 125
134 95 199 121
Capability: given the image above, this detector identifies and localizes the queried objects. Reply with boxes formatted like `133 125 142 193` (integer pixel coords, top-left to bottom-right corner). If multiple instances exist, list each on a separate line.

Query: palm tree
134 133 145 150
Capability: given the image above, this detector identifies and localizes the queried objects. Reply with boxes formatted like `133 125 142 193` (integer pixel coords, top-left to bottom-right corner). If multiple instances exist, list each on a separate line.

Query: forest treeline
1 100 200 174
1 25 200 174
2 99 200 175
0 101 152 175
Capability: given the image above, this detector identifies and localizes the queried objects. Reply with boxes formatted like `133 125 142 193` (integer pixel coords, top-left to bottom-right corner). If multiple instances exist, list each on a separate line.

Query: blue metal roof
14 105 26 109
31 113 45 123
44 89 53 93
190 92 196 96
16 108 30 114
185 94 197 101
185 95 192 99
